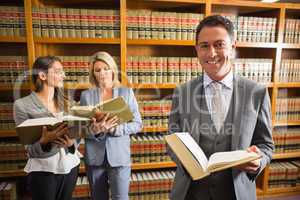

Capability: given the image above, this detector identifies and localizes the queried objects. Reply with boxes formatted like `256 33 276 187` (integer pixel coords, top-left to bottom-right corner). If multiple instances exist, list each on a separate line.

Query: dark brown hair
195 15 235 45
32 56 69 111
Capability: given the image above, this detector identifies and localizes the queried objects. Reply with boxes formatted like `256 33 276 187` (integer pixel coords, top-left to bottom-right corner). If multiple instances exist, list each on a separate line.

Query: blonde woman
80 52 142 200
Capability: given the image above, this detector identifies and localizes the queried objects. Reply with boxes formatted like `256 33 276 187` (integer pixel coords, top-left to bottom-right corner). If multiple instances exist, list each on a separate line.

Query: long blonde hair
89 51 121 88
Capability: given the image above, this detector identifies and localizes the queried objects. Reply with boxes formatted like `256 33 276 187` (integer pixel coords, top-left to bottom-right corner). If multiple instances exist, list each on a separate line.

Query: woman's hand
52 134 75 148
89 113 119 134
39 123 68 145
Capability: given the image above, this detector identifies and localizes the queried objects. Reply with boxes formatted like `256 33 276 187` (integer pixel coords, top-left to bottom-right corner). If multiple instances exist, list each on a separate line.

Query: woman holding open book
80 51 142 200
13 56 81 200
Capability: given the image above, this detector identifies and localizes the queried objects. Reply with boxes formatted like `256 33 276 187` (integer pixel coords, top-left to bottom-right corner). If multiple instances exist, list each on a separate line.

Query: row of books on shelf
127 56 201 84
232 58 273 83
0 7 25 37
73 176 90 198
0 182 16 200
72 170 175 199
138 100 171 128
61 56 120 84
131 133 171 164
32 7 120 39
129 169 175 200
0 143 26 161
284 19 300 44
0 103 14 130
278 59 300 83
0 55 297 87
273 127 300 153
275 97 300 121
127 10 203 41
0 56 29 85
229 16 276 43
268 160 300 189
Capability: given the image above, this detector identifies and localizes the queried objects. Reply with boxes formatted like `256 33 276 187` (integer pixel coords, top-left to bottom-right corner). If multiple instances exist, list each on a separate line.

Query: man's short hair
195 15 235 44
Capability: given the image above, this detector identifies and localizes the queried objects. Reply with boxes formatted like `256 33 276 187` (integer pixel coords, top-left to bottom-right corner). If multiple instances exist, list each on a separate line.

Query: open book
70 96 134 124
165 132 261 180
16 115 90 145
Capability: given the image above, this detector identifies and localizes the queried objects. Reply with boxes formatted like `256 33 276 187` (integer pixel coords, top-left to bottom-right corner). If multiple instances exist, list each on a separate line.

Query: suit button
216 141 221 145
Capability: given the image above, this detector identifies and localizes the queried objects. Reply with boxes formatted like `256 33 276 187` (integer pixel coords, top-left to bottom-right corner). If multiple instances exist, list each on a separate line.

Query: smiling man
168 15 274 200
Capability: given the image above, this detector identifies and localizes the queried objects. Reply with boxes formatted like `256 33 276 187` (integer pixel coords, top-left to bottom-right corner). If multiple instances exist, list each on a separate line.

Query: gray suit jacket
80 87 142 167
168 75 274 200
13 92 77 158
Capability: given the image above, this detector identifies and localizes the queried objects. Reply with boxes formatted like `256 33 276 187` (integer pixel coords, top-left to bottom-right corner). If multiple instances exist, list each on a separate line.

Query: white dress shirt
203 71 234 118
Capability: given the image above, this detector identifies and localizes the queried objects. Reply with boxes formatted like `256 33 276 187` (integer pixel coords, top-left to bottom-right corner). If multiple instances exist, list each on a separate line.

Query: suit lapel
231 76 246 150
190 76 205 144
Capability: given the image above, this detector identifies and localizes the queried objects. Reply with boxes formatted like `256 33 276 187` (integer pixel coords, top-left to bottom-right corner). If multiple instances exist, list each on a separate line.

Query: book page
207 150 258 168
17 117 60 127
176 132 208 170
62 115 90 121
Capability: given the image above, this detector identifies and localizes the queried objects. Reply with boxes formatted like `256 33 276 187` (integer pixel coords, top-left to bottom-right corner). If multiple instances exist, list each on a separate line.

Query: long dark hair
32 56 69 111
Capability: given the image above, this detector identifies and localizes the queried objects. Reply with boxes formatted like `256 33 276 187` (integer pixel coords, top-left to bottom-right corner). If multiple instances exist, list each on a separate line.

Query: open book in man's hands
16 115 90 145
165 132 261 180
70 96 134 124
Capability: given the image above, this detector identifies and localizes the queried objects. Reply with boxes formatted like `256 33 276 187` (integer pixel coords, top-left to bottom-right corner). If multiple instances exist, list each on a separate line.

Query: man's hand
234 145 261 173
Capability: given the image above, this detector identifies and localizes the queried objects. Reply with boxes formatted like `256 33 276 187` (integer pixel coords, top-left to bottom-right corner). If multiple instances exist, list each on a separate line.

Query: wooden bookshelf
0 36 26 43
0 162 177 178
129 83 177 89
266 186 300 196
276 83 300 88
236 42 278 48
0 170 26 178
281 43 300 49
34 37 120 44
273 152 300 160
274 120 300 127
0 84 32 90
132 162 176 170
0 0 300 198
64 83 92 90
0 130 17 138
127 39 195 46
142 127 168 132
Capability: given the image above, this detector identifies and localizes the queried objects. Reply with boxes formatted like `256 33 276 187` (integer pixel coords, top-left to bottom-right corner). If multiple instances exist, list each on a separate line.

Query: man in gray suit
168 15 274 200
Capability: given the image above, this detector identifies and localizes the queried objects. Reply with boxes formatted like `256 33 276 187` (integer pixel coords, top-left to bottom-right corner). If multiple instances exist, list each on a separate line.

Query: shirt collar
203 69 233 90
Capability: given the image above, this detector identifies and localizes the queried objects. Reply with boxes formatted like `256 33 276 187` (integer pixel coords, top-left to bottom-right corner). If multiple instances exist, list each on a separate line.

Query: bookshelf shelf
0 162 177 178
34 37 120 44
132 162 176 170
129 83 177 89
266 186 300 195
276 83 300 88
0 36 26 43
78 162 176 174
273 152 300 160
274 120 300 126
127 39 195 46
0 170 25 178
211 0 281 8
142 127 168 132
0 84 31 90
281 43 300 49
235 42 278 48
0 130 17 138
64 83 92 90
144 0 205 4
